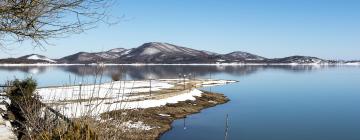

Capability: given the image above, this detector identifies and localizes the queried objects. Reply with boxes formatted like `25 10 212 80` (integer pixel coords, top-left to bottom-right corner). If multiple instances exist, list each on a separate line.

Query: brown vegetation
4 78 99 140
100 91 229 140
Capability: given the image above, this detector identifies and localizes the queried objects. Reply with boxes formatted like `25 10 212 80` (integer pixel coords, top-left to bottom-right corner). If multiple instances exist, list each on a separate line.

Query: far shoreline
0 63 359 67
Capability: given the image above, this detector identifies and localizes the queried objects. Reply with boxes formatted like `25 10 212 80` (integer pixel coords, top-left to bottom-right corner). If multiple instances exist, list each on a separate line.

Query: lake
1 65 359 140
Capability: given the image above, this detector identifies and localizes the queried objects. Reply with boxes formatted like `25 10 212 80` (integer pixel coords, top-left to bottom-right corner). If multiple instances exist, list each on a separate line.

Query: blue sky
2 0 360 60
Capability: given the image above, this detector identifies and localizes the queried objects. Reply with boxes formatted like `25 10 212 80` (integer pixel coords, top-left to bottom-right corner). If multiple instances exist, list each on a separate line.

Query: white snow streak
27 55 56 63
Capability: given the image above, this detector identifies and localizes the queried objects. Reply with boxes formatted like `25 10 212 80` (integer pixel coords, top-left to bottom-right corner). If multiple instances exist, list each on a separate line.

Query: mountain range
0 42 358 64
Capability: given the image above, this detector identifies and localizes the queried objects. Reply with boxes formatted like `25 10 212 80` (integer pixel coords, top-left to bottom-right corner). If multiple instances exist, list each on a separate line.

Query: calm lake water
1 65 359 140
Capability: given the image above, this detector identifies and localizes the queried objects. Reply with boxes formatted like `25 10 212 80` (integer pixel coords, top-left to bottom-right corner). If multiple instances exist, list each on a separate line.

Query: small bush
6 78 40 139
5 78 98 140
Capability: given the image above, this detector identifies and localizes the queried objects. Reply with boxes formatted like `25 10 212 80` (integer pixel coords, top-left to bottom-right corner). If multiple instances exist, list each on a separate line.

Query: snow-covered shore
0 79 236 138
36 79 237 118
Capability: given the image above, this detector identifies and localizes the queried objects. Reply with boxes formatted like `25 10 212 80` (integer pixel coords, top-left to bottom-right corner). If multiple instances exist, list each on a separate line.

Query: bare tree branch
0 0 117 48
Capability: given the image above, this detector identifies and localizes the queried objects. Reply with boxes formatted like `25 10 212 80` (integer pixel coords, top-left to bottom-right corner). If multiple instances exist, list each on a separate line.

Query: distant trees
0 0 116 48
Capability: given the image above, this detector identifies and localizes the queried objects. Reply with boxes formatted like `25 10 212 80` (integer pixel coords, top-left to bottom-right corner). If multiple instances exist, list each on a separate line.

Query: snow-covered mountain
57 48 128 63
94 48 129 59
57 52 104 63
344 60 360 65
57 42 222 64
18 54 56 63
52 42 342 64
118 42 216 63
219 51 266 63
0 54 56 64
266 56 328 64
128 42 211 56
1 42 351 64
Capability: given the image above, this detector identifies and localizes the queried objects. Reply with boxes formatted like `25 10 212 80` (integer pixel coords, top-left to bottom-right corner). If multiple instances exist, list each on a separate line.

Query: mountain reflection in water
0 65 348 86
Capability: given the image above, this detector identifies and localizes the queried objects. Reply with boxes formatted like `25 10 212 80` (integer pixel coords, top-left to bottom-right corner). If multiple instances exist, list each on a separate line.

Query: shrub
5 78 98 140
6 78 40 139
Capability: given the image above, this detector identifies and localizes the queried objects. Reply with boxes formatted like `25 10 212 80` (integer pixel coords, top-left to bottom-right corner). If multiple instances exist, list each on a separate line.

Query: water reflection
0 66 49 74
1 65 360 140
0 65 342 80
0 65 353 87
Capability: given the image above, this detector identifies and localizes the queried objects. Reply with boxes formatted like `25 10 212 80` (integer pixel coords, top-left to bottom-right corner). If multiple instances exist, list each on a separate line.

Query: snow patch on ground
120 121 154 131
199 79 238 87
0 105 16 140
48 88 202 117
158 113 171 117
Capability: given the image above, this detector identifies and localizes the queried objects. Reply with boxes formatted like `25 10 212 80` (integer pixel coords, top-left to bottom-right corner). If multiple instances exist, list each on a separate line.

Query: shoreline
1 91 229 140
100 91 229 140
35 79 236 118
0 63 359 67
1 79 234 139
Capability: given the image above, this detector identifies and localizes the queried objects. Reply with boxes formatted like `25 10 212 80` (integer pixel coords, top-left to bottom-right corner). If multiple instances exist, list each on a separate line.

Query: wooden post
183 75 186 90
178 73 181 86
188 73 192 92
79 82 82 101
183 117 187 130
224 114 229 140
149 79 152 96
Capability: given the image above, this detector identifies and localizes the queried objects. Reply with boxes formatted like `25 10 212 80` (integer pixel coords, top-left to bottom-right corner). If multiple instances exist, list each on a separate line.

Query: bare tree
0 0 116 48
